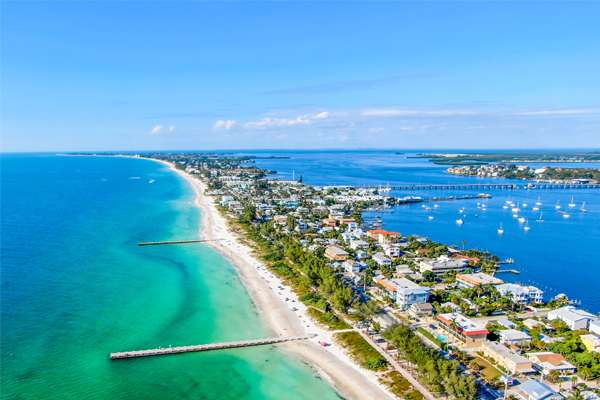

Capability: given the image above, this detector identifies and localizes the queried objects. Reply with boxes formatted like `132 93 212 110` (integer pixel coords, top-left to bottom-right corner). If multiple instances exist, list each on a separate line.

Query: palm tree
462 240 466 251
571 375 578 389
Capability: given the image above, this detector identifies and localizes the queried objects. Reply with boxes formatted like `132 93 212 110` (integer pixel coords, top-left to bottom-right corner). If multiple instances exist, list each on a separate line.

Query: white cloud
363 108 475 117
369 127 384 133
401 127 412 130
315 111 329 119
244 116 310 129
214 120 236 131
514 109 600 116
151 125 163 133
169 126 176 132
340 136 349 142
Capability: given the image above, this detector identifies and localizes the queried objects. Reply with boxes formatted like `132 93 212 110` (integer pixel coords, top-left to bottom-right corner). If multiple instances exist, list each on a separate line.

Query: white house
496 283 544 305
499 329 532 345
547 306 599 331
350 239 369 250
375 277 430 310
372 252 392 267
382 244 402 259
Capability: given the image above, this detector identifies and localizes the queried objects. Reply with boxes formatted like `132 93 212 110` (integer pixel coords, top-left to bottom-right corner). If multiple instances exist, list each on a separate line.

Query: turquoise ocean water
1 154 341 400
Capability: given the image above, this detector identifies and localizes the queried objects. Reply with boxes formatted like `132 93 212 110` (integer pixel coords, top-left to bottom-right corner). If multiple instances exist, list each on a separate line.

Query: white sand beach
155 159 395 400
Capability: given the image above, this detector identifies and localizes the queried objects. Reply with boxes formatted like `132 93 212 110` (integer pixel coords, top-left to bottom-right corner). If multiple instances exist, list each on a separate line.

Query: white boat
580 202 587 212
498 223 504 234
555 201 561 209
536 197 542 205
513 214 519 218
518 217 526 222
434 204 440 208
536 212 544 222
563 212 570 218
568 197 576 207
149 179 156 183
456 219 464 224
533 206 539 211
524 220 530 230
429 216 434 219
424 207 431 210
503 205 509 209
522 203 528 207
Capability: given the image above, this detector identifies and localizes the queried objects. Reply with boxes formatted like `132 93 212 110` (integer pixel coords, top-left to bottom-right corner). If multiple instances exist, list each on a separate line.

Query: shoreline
149 158 395 400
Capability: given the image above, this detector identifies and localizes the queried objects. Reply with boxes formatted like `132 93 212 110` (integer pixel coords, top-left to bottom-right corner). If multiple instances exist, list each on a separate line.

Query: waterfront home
367 229 402 244
453 254 481 264
374 277 430 310
350 239 369 250
499 329 532 346
419 256 469 277
409 302 434 318
481 341 536 375
496 283 544 305
588 320 600 336
527 352 577 375
580 334 600 353
547 306 599 330
436 313 489 349
456 273 504 289
516 379 564 400
372 252 392 267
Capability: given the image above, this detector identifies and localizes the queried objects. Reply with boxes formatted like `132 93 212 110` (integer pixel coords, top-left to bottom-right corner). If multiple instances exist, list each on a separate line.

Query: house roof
437 313 489 336
518 379 561 400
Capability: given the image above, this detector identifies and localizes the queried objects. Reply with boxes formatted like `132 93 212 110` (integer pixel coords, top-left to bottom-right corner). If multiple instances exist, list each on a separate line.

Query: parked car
387 346 396 350
429 324 437 330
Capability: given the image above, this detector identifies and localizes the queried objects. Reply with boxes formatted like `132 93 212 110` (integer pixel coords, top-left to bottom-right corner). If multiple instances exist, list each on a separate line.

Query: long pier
327 183 600 190
138 239 225 246
110 334 317 359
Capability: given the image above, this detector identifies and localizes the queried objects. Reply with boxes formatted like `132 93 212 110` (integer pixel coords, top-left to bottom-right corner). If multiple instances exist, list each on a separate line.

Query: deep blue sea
250 150 600 313
1 154 341 400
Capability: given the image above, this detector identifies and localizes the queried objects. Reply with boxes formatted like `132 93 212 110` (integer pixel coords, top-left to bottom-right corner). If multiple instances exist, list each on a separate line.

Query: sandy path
150 159 395 400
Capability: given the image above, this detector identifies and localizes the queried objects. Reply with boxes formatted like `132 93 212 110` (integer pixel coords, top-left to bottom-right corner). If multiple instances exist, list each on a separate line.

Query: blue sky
2 1 599 152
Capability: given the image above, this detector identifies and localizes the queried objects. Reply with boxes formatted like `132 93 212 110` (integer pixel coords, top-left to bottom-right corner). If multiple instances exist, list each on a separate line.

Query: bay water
1 154 342 400
251 150 600 313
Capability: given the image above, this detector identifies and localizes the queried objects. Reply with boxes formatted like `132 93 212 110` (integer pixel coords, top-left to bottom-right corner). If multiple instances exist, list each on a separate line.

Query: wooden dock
110 334 317 359
138 239 224 246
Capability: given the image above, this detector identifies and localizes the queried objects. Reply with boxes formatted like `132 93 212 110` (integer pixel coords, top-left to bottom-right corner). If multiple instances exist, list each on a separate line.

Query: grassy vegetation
472 357 503 381
379 370 422 399
417 327 447 349
333 331 389 371
306 308 352 331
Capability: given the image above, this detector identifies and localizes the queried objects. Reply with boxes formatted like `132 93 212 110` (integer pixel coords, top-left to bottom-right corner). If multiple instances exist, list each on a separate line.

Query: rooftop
457 273 504 286
437 313 489 336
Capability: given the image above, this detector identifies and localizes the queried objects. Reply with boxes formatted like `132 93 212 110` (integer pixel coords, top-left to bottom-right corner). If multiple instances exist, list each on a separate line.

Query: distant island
447 163 599 183
413 151 600 165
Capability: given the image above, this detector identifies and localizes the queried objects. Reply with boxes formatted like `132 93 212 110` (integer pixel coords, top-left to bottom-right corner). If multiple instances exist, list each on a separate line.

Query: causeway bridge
347 183 600 190
110 334 317 359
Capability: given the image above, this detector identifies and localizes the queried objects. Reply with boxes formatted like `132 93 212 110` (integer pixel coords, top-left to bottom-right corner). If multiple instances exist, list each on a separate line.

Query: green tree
423 270 436 282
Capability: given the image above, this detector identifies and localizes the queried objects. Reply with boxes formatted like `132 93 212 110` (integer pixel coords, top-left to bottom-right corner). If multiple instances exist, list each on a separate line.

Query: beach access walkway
110 334 317 359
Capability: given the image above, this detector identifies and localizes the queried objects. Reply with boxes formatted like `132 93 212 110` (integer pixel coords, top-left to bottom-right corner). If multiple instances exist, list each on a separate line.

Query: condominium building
456 273 504 289
481 341 536 375
324 246 349 261
375 277 430 311
547 306 599 331
420 256 469 276
436 313 489 349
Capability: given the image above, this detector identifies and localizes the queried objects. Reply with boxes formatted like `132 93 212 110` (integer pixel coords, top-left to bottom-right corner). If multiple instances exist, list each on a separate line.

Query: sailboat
498 223 504 234
533 205 540 211
503 205 509 209
536 212 544 222
569 197 576 207
580 202 587 212
518 217 526 223
456 219 464 224
536 197 542 205
524 220 530 230
512 201 520 212
522 203 528 207
555 201 561 209
563 210 570 218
